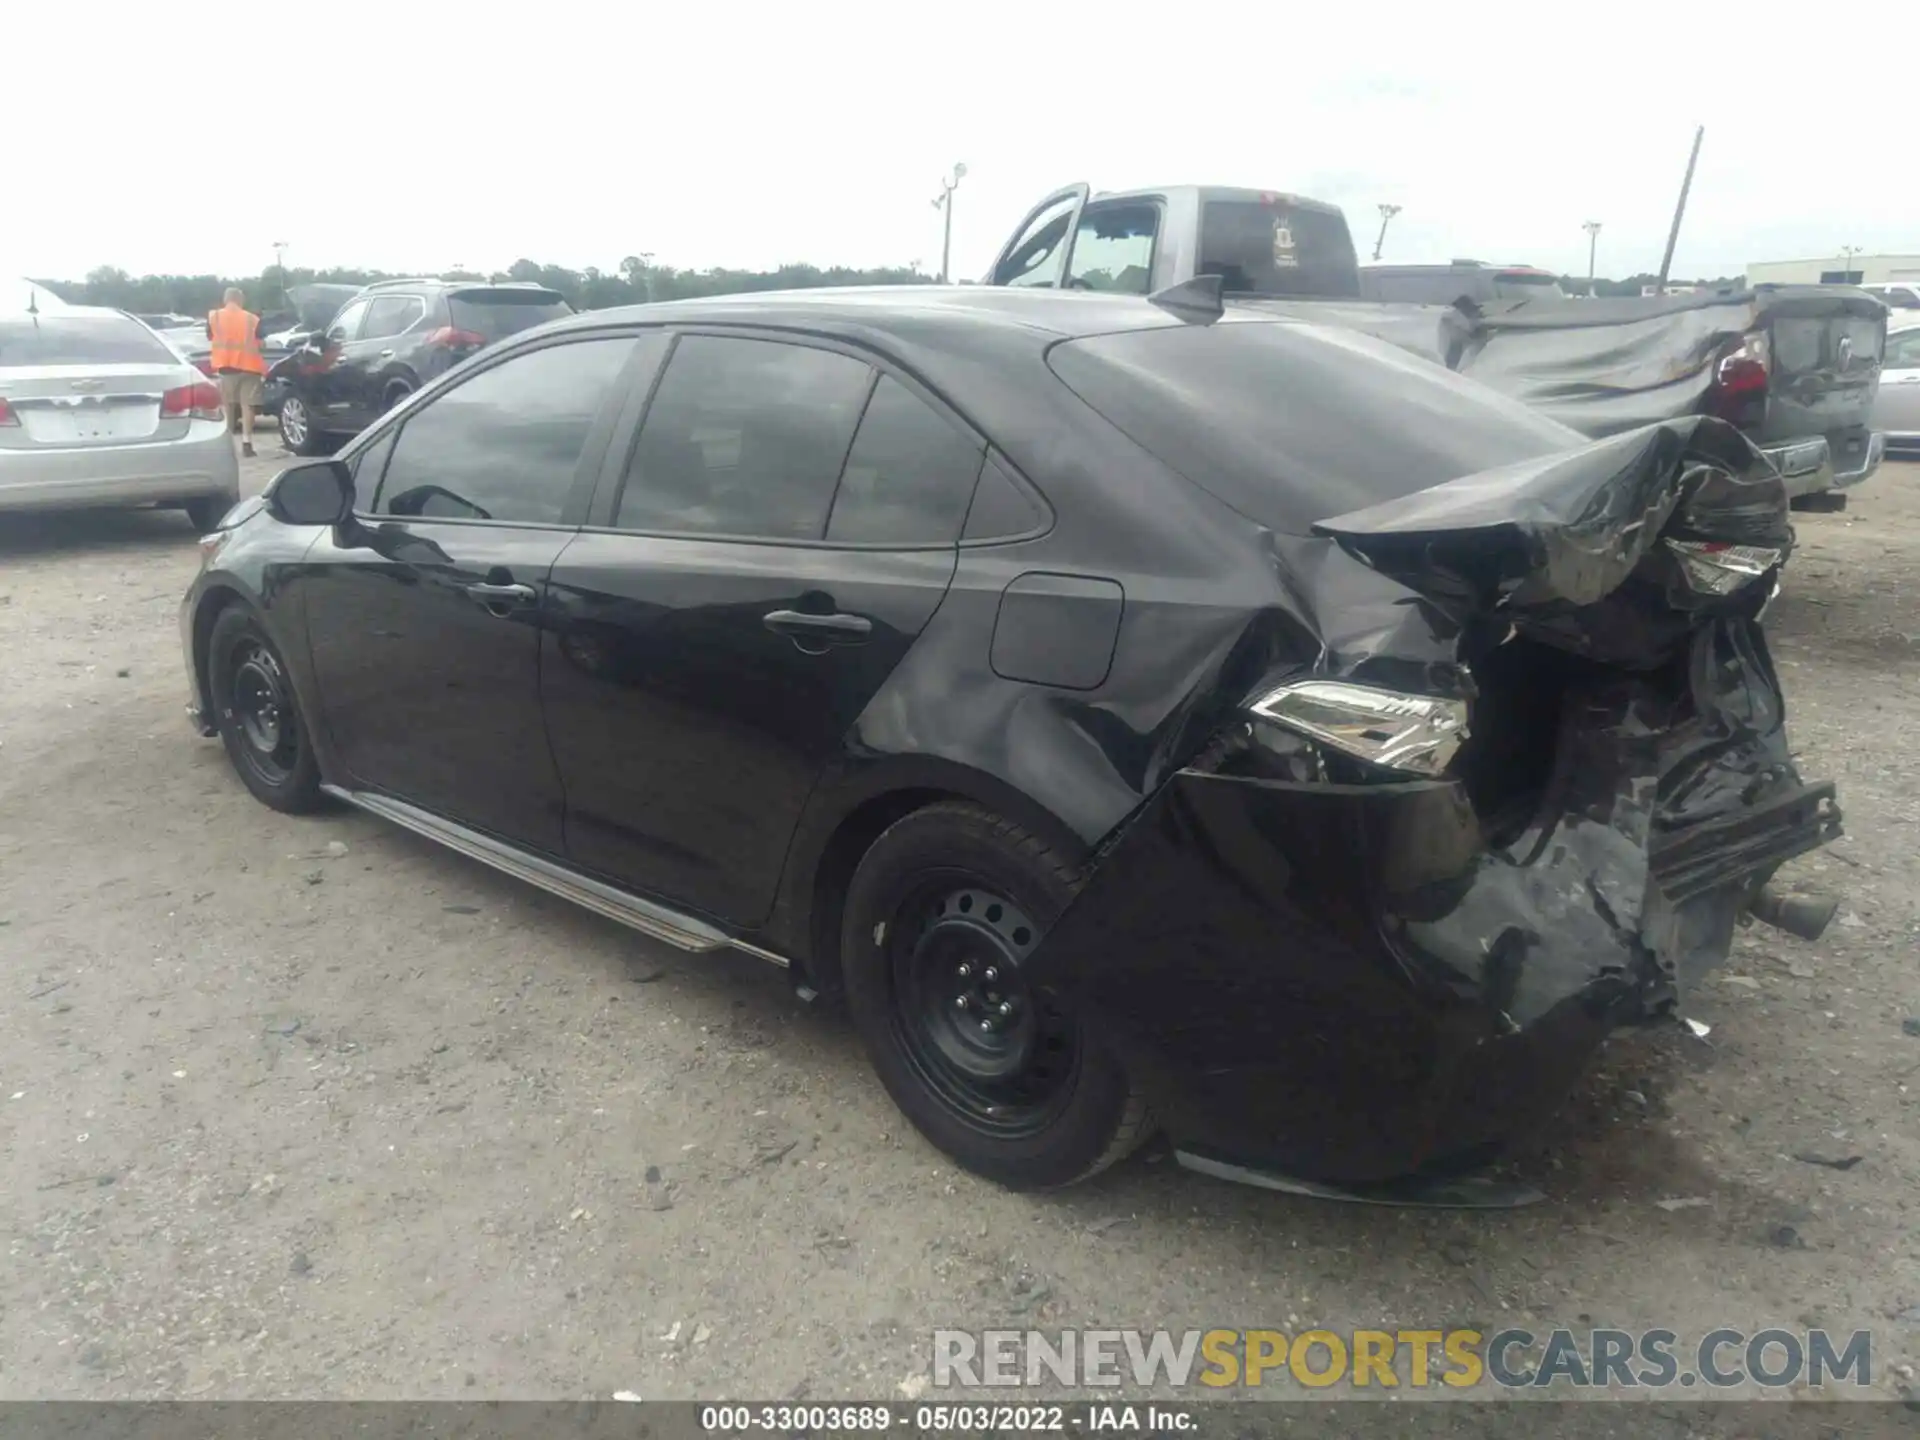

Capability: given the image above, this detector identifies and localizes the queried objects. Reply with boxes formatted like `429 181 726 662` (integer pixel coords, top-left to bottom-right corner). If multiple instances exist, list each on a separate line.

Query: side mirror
266 460 353 526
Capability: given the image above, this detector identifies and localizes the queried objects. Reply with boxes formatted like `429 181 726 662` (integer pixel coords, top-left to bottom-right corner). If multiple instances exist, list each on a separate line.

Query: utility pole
1839 245 1861 284
1372 203 1401 262
1656 126 1704 290
931 163 967 283
1582 221 1602 296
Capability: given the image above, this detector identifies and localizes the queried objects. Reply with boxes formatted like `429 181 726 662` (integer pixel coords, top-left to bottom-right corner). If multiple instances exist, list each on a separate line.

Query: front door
543 332 986 926
300 331 643 851
305 296 371 431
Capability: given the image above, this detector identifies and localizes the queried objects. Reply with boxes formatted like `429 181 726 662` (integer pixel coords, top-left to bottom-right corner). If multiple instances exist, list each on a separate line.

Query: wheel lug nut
956 963 971 979
983 967 998 982
979 1018 994 1031
998 1001 1012 1016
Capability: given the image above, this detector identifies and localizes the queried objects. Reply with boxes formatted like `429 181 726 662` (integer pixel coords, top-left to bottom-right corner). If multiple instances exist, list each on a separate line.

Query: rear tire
382 380 414 412
840 801 1150 1189
207 606 323 813
279 393 329 456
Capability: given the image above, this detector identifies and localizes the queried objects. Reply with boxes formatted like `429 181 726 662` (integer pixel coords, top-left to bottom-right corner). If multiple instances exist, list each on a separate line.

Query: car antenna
1146 273 1225 325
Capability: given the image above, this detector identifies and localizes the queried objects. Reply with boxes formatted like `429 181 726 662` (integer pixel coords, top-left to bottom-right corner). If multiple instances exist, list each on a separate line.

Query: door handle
763 609 872 645
378 349 395 359
465 581 537 612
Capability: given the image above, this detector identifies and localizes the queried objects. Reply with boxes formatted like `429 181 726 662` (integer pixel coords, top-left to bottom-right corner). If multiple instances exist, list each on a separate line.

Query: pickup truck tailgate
1754 288 1886 483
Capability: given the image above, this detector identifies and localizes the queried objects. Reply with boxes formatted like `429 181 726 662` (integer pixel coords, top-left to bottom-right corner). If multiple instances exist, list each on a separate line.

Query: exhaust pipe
1748 885 1840 943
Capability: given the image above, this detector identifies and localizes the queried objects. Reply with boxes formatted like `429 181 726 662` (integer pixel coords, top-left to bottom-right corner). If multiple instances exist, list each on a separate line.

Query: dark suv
272 279 572 454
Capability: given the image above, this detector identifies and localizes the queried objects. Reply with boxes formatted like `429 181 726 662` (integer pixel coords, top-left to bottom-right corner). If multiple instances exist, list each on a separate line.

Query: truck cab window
1065 203 1159 295
992 195 1078 288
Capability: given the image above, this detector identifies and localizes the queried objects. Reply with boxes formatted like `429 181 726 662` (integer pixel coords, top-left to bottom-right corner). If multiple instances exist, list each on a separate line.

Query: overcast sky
9 1 1910 285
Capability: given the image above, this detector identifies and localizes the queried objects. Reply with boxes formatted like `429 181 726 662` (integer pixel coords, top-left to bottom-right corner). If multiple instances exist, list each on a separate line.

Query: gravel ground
1 436 1917 1405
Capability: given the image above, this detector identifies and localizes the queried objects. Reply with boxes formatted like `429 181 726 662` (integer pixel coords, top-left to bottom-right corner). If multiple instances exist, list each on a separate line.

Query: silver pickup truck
986 183 1888 506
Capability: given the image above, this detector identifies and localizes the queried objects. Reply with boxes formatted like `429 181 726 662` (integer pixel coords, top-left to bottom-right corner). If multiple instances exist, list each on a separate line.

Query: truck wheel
840 801 1150 1189
207 606 324 814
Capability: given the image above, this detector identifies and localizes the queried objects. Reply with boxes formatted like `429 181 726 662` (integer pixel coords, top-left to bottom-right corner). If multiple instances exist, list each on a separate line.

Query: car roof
1091 184 1347 216
553 285 1217 343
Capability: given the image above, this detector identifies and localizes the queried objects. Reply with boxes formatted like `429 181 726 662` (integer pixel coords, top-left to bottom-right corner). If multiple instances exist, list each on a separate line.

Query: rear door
300 331 644 852
543 330 981 925
0 314 201 457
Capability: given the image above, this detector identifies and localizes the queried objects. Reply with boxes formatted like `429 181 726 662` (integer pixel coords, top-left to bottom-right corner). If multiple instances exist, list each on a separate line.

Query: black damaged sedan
181 285 1839 1196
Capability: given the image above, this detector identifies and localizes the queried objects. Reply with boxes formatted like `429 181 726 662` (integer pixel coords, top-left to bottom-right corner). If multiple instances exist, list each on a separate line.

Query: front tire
207 606 323 813
840 802 1150 1189
278 393 329 456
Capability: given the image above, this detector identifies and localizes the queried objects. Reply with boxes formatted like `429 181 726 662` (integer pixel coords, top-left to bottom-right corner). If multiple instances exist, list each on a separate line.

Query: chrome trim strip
320 785 789 967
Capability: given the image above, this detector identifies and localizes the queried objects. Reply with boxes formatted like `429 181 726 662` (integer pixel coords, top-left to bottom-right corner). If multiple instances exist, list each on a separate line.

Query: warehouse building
1747 253 1920 285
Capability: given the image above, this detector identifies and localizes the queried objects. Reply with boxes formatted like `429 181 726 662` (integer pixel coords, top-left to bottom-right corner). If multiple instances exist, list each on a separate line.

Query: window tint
1886 330 1920 368
1198 199 1361 299
616 335 871 539
328 299 371 340
373 337 635 524
825 377 983 545
362 295 424 339
0 316 175 365
448 290 574 341
962 454 1049 542
1066 203 1158 295
993 194 1080 288
349 427 398 512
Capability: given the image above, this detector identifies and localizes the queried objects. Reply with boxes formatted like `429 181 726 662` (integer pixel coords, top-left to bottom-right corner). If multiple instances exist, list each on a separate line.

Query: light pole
638 252 655 304
1839 245 1861 284
932 163 967 283
1582 221 1602 296
1371 204 1401 263
272 240 288 306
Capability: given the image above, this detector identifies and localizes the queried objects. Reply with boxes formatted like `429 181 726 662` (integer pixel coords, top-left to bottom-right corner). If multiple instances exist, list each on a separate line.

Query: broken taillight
1248 680 1469 778
1665 539 1784 596
161 381 224 420
1707 332 1769 425
0 396 17 427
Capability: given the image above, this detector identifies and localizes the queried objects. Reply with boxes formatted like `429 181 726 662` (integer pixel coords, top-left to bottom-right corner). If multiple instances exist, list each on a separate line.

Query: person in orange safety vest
206 288 268 457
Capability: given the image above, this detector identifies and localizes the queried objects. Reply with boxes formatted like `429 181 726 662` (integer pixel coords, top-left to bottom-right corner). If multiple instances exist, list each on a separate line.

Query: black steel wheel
207 606 323 813
888 883 1079 1140
841 802 1150 1189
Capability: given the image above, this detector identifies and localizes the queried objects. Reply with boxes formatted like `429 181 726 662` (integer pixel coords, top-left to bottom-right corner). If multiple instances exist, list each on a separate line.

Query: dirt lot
2 438 1917 1404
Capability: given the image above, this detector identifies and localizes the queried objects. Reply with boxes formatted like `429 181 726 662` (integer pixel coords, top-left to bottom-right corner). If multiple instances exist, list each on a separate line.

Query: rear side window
616 335 872 540
825 376 984 545
1049 319 1579 534
0 317 176 365
448 290 574 341
362 295 424 339
1198 200 1360 299
1065 203 1158 295
373 336 635 524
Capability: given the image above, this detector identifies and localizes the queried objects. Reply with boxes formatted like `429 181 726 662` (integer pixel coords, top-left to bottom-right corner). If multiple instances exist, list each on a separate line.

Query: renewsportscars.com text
932 1327 1874 1391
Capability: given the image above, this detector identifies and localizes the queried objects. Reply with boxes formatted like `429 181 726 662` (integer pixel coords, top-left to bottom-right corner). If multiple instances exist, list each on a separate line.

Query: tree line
41 257 933 317
39 259 1746 317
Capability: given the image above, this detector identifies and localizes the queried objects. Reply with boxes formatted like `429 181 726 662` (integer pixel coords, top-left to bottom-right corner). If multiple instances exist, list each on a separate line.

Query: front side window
1885 329 1920 368
361 295 424 340
825 376 984 545
372 337 636 524
327 299 372 342
1066 203 1158 295
615 335 872 540
993 194 1080 288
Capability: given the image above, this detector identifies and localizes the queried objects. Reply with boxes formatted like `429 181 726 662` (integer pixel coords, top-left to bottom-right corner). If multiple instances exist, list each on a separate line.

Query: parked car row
182 285 1842 1196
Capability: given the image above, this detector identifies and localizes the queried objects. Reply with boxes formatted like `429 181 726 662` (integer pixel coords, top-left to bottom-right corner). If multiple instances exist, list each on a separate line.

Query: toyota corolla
179 285 1839 1197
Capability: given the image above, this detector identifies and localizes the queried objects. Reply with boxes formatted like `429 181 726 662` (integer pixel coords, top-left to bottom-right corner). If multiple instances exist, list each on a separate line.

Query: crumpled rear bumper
1023 722 1837 1187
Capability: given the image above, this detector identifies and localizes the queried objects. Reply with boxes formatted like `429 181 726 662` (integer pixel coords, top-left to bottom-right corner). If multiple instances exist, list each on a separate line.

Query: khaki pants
217 370 264 410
